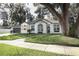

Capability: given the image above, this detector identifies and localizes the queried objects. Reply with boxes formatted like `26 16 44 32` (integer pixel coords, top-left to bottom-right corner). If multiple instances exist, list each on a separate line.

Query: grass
0 44 64 56
0 34 22 40
1 34 79 46
0 34 36 40
24 34 79 47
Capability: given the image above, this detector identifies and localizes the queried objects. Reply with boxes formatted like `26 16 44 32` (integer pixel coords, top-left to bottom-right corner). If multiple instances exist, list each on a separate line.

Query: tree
34 4 49 19
8 3 15 26
0 3 9 26
26 7 34 22
68 3 79 37
9 3 27 25
74 3 79 37
41 3 70 36
68 4 77 37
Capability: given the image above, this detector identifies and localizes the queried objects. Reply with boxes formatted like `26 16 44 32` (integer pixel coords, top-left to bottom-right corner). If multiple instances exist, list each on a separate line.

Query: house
21 22 30 33
21 17 62 34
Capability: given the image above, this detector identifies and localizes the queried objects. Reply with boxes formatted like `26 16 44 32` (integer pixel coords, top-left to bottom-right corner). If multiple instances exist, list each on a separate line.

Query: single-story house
20 18 62 34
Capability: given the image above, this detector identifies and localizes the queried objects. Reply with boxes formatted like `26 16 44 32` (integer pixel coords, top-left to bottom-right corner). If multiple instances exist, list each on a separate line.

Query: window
54 24 60 32
38 24 43 33
31 25 34 31
24 28 26 30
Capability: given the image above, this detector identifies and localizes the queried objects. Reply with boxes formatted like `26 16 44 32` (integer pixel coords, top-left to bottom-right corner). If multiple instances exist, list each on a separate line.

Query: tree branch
40 3 62 19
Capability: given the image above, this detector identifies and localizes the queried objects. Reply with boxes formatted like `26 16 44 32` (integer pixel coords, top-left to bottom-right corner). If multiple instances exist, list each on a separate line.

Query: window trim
53 23 60 32
31 25 35 31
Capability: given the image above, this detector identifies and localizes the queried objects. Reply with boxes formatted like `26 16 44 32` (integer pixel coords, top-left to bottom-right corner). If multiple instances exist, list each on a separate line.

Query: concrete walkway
0 33 11 37
0 39 79 56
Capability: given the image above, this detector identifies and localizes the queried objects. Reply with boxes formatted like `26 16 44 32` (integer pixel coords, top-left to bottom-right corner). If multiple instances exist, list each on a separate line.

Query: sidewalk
0 39 79 56
0 33 11 37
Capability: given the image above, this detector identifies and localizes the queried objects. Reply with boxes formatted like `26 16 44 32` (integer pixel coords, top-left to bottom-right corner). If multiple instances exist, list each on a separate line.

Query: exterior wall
50 24 53 33
59 24 63 33
50 23 62 34
31 21 63 34
52 23 62 34
50 19 62 34
30 24 35 33
21 23 30 33
20 20 63 34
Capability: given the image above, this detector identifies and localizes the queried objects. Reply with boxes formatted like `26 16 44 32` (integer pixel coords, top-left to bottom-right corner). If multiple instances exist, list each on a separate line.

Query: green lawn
1 34 79 46
0 34 22 40
0 34 35 40
0 44 64 56
25 34 79 47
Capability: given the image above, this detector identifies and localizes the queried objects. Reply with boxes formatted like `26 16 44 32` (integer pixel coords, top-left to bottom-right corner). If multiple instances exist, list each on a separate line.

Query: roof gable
31 18 53 24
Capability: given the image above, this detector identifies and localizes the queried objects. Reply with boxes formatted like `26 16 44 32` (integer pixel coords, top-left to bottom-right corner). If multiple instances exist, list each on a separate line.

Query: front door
38 24 43 33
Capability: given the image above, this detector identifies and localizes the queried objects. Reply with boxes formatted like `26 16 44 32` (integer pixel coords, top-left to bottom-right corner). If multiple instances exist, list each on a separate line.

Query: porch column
50 24 53 34
43 23 47 33
35 24 38 33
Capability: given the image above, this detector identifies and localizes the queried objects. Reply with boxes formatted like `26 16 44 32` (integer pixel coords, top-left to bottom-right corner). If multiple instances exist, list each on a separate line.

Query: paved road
0 39 79 56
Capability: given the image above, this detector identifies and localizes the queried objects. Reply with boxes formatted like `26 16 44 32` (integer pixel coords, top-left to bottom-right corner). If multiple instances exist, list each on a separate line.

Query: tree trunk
57 11 69 36
74 13 79 37
75 26 79 37
62 4 70 36
59 16 69 36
